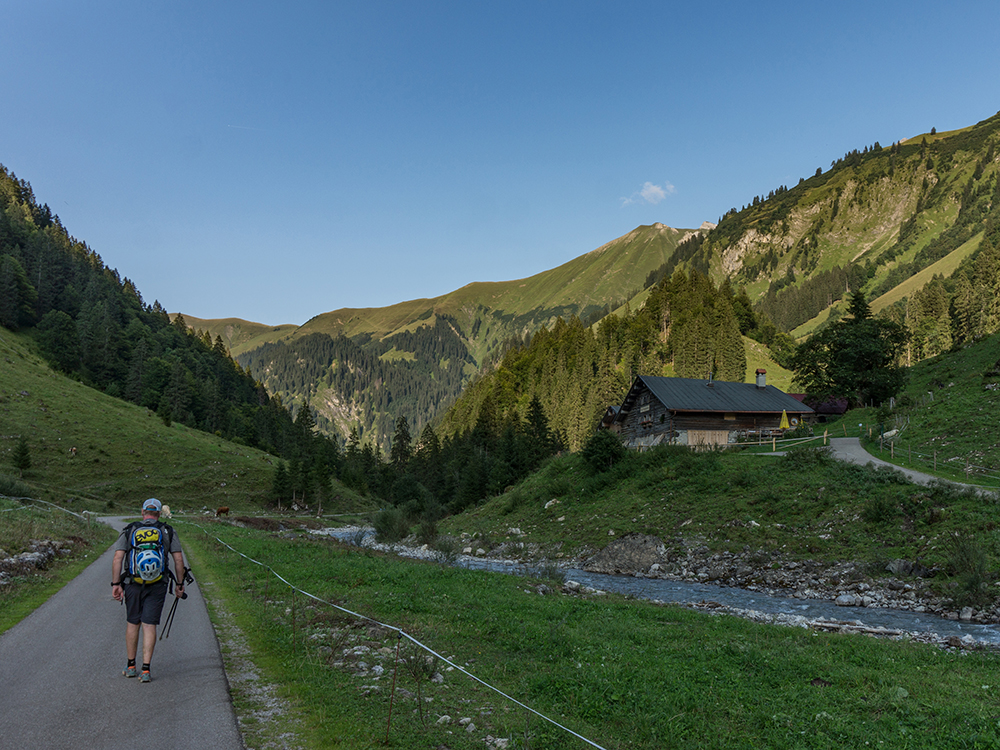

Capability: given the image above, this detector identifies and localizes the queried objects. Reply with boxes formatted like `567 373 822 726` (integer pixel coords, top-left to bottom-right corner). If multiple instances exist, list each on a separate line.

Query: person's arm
172 550 186 596
111 550 125 601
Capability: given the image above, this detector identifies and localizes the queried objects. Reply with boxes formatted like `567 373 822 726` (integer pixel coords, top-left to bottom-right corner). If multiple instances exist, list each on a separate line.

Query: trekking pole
160 592 186 640
160 567 194 640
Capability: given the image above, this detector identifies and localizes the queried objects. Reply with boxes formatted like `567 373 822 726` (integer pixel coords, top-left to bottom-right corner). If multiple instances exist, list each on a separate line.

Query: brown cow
216 506 230 517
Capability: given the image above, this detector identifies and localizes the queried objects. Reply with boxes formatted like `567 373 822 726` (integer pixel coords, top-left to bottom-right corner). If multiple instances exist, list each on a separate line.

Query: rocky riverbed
312 525 1000 650
579 532 999 626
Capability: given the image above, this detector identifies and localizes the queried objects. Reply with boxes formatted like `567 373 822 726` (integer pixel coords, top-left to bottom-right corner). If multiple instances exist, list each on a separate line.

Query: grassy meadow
181 519 1000 749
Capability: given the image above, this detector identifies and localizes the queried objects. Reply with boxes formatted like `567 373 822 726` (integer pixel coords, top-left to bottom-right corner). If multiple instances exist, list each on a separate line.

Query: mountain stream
313 526 1000 647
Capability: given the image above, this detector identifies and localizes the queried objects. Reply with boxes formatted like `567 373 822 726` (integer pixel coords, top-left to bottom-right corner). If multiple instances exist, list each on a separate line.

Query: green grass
0 498 116 634
182 519 1000 749
439 439 1000 605
871 231 982 315
846 332 1000 488
0 329 278 513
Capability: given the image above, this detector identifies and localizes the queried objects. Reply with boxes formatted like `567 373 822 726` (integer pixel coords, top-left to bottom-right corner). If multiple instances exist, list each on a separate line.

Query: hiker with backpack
111 498 187 683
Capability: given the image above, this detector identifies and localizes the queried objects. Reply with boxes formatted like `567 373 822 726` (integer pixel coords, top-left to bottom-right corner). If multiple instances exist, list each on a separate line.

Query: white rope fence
0 494 88 519
863 441 1000 487
184 520 609 750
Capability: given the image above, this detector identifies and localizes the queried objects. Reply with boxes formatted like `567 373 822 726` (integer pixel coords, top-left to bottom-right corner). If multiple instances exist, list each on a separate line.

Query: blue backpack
125 521 172 583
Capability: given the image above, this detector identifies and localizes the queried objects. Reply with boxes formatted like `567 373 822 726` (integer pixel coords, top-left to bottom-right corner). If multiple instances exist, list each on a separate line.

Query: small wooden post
385 633 402 743
772 436 776 452
291 588 297 652
824 429 828 445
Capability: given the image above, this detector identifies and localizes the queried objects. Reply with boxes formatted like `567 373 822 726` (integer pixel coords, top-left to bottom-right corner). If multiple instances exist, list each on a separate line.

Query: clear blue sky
3 1 999 326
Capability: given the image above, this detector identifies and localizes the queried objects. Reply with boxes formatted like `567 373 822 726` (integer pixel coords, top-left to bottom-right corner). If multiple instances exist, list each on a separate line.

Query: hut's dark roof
620 376 814 416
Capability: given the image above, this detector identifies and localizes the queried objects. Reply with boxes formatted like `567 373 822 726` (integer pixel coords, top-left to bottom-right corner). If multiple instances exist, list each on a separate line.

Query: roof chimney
755 369 767 389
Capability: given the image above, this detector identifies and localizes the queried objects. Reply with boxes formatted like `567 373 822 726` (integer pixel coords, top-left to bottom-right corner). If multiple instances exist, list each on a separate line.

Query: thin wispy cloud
621 180 676 207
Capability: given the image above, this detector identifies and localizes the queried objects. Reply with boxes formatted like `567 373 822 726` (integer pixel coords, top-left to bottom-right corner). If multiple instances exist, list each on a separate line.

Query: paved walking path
778 436 994 495
0 517 243 750
826 437 944 485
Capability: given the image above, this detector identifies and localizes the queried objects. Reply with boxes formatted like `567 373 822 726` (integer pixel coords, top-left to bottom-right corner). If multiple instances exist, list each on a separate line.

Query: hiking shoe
140 669 151 683
123 665 137 678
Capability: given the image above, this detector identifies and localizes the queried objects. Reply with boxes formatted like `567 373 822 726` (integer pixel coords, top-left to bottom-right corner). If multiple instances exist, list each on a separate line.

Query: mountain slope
693 111 1000 341
186 223 704 444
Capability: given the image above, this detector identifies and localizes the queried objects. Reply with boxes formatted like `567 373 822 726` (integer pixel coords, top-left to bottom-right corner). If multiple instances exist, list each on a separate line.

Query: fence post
385 632 403 743
772 436 776 452
291 588 297 653
824 429 828 445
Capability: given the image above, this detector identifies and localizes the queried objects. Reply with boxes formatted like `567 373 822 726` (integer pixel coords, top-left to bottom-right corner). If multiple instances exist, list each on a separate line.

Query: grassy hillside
703 111 1000 336
869 231 982 313
179 315 297 358
188 223 697 354
441 436 998 576
856 331 1000 484
0 329 278 512
0 326 372 631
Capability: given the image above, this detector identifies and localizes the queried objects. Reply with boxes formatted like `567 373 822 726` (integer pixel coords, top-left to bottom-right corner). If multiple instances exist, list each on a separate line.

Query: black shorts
123 580 169 625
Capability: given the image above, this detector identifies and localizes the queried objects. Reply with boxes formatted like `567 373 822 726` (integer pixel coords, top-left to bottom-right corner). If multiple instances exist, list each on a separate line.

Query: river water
314 527 1000 646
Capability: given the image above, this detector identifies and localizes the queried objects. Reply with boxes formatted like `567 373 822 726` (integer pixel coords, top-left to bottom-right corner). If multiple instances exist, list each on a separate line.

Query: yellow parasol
779 410 790 429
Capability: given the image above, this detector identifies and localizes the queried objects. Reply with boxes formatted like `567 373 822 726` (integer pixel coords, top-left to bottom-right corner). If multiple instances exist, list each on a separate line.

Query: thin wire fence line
184 521 610 750
865 444 1000 482
0 494 88 519
742 432 1000 489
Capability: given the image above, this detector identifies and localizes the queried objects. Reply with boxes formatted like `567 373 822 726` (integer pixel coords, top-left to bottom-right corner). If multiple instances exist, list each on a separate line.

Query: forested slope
0 164 313 460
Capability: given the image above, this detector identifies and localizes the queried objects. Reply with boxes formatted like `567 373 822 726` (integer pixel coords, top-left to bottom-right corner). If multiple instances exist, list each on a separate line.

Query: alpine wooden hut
611 369 813 448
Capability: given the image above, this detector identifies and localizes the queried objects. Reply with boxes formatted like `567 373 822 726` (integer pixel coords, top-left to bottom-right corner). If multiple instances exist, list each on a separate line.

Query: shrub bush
581 430 627 473
781 446 832 469
0 473 34 498
373 507 410 543
947 534 993 607
862 495 897 524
